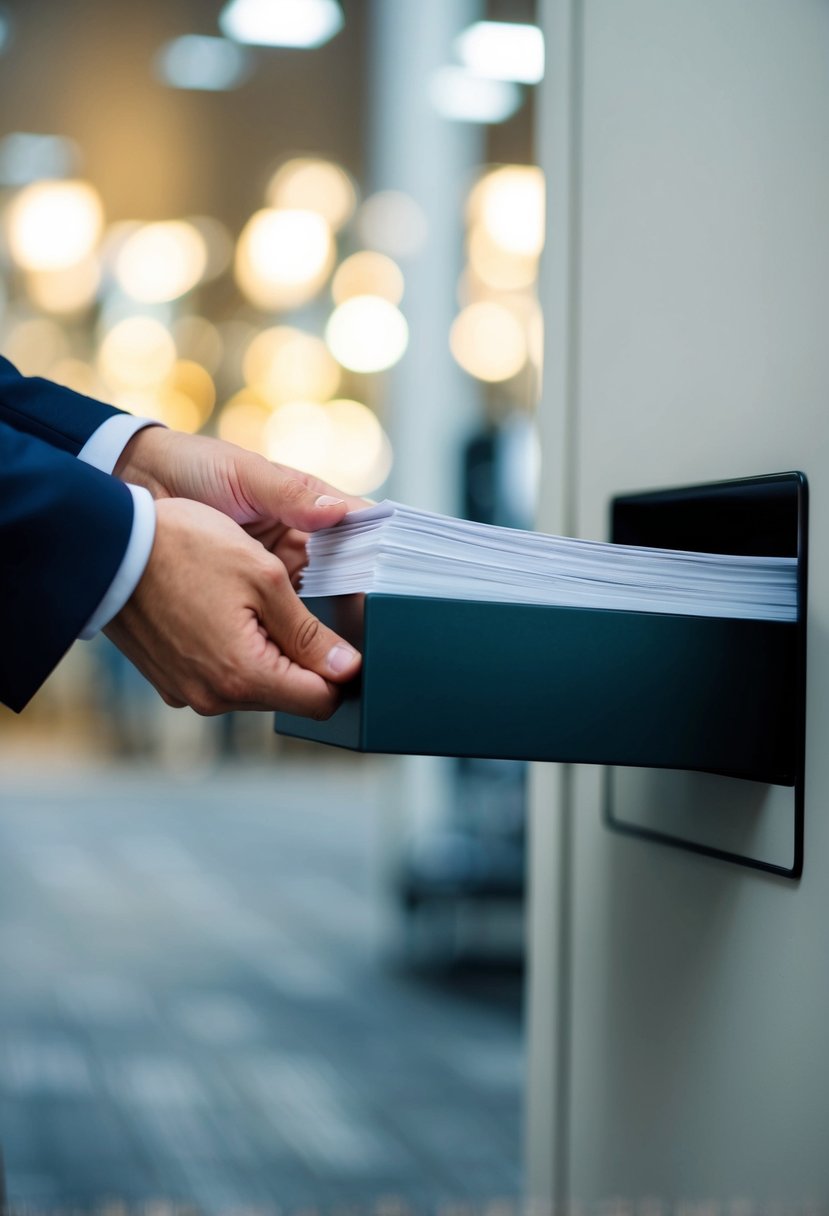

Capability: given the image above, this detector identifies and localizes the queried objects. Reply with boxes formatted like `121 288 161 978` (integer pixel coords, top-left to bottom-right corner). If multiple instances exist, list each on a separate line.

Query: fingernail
315 494 345 508
326 643 358 674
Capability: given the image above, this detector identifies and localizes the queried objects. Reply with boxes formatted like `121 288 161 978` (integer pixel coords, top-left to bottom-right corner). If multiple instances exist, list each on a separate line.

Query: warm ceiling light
3 317 69 376
467 225 537 292
219 0 343 48
26 255 101 315
455 21 544 85
264 397 392 494
325 295 408 374
450 301 527 383
469 165 545 258
528 308 544 370
235 208 334 311
6 180 103 271
265 400 333 471
167 360 216 426
151 388 203 433
98 316 176 390
332 251 404 306
429 66 521 124
155 34 251 91
322 398 391 495
243 326 340 404
267 158 356 232
217 392 272 454
115 221 208 303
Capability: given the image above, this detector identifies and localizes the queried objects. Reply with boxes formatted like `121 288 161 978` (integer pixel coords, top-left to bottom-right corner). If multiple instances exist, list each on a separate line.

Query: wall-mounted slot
275 472 807 873
604 471 808 878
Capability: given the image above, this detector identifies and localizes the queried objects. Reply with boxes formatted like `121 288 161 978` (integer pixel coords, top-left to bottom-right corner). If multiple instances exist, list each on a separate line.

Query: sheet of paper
300 501 797 622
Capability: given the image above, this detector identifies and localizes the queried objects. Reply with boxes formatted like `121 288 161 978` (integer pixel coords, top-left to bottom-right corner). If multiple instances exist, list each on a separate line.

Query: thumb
259 558 362 683
247 460 363 532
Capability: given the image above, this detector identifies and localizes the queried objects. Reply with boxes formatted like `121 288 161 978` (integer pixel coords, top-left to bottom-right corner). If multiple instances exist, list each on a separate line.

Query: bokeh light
467 224 537 292
115 221 208 304
155 34 251 92
98 316 177 390
265 399 332 471
235 208 334 311
166 359 216 427
429 66 522 125
455 21 545 86
50 358 100 396
26 255 101 315
267 158 356 232
100 385 200 430
450 301 527 382
323 398 391 493
468 166 545 258
217 391 272 454
220 0 344 49
264 397 392 494
243 326 340 404
325 295 408 374
528 307 544 369
3 316 70 376
332 251 404 306
6 180 104 271
153 387 203 432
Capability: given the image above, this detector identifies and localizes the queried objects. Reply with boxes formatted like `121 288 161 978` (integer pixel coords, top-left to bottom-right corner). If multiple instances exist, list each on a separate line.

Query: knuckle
188 687 221 717
261 557 289 589
294 615 320 656
217 670 247 704
281 478 309 506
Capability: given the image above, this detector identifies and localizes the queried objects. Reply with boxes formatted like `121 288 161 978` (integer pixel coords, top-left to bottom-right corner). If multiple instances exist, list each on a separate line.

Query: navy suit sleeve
0 420 134 713
0 355 124 455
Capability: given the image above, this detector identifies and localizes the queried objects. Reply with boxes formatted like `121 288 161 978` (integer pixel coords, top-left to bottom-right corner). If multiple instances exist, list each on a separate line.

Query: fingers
186 631 346 719
106 493 360 721
256 558 362 684
241 654 345 719
274 529 311 587
247 458 368 532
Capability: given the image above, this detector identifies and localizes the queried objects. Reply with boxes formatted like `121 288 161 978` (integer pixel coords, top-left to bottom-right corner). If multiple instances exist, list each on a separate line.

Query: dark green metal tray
276 472 808 874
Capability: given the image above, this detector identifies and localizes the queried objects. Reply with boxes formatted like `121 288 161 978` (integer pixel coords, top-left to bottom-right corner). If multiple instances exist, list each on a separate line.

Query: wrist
113 424 175 498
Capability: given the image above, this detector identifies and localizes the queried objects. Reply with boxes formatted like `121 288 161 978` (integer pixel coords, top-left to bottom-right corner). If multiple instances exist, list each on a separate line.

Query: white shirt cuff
77 414 161 475
79 484 156 639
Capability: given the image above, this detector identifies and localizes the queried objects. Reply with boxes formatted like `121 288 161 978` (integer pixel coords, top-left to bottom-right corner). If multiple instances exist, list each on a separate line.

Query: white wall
528 0 829 1203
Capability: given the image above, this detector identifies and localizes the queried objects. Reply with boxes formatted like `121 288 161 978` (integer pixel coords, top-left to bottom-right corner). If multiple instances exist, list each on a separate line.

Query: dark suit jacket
0 355 135 713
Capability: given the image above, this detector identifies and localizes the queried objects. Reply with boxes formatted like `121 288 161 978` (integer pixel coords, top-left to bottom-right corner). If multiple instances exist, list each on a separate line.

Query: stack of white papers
300 501 798 622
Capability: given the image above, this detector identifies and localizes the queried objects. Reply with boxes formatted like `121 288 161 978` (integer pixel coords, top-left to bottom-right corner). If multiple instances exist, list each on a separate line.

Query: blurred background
0 0 544 1208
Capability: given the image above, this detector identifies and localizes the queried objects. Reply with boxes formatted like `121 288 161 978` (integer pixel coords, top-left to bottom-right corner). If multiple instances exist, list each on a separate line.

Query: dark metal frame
604 471 809 880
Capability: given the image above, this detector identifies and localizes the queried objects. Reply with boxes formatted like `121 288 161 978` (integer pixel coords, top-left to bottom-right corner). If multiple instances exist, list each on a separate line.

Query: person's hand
114 426 366 583
104 497 361 717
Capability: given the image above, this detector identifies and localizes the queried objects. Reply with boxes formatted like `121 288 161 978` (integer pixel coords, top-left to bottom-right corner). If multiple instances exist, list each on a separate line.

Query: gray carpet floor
0 758 523 1214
